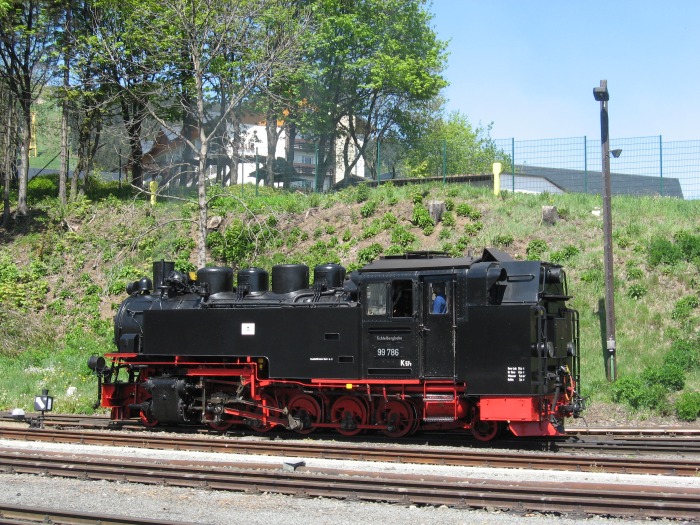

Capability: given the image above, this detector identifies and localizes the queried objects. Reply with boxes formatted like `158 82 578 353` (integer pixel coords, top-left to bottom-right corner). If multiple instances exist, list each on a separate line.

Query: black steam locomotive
88 248 583 441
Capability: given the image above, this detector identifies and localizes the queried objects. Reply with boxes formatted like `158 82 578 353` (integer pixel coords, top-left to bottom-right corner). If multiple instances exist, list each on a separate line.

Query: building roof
514 165 683 198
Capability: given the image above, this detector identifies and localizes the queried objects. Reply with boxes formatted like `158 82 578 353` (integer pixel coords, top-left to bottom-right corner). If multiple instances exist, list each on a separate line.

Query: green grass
2 176 699 420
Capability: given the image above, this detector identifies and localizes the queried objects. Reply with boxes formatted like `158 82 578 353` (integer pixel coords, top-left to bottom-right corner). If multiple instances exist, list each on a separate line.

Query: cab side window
430 281 449 315
365 282 388 316
391 280 413 318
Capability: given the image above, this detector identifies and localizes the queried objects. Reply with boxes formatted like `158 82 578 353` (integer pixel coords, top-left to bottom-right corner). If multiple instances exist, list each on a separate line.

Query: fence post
376 140 380 185
442 139 446 185
659 135 664 197
314 143 319 193
511 138 515 191
584 136 588 193
255 147 259 196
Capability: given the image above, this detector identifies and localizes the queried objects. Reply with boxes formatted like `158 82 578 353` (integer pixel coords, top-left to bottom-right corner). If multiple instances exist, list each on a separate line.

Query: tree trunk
59 93 69 204
15 108 31 217
2 94 13 227
59 3 71 205
265 111 278 186
196 129 208 268
284 122 296 190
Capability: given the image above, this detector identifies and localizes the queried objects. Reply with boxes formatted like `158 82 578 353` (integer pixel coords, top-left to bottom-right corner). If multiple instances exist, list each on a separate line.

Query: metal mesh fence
491 136 700 200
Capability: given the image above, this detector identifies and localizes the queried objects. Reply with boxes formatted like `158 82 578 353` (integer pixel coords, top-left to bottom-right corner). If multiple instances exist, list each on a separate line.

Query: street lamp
593 80 617 382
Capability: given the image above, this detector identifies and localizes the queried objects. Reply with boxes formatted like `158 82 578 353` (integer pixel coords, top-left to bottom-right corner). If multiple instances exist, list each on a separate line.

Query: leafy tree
0 1 59 216
299 0 447 190
404 111 508 178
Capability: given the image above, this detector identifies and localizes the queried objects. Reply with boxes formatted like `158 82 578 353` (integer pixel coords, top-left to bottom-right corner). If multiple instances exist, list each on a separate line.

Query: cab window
430 281 449 315
365 282 388 316
391 280 413 318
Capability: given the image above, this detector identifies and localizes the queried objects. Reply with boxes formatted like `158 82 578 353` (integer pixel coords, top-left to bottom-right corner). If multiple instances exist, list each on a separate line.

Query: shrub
492 233 514 248
664 339 700 370
355 183 371 203
441 211 456 227
526 239 548 261
411 205 435 234
360 219 383 240
674 230 700 261
647 236 684 267
409 190 426 204
360 200 377 218
671 295 699 320
455 203 481 220
627 283 648 299
675 391 700 421
642 363 685 392
550 245 580 264
626 266 644 280
391 226 417 248
357 243 383 265
610 376 647 409
381 212 398 227
27 174 59 200
580 267 603 285
438 228 452 240
464 221 483 236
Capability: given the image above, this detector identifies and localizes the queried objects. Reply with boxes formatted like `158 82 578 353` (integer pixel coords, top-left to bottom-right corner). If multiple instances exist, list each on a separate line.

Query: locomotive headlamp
87 355 106 372
545 268 563 284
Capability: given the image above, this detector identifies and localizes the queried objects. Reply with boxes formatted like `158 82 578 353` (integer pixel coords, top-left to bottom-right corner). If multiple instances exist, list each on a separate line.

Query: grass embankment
1 176 699 422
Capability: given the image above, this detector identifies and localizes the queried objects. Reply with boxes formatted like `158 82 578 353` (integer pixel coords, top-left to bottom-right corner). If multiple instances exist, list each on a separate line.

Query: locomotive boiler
89 248 584 441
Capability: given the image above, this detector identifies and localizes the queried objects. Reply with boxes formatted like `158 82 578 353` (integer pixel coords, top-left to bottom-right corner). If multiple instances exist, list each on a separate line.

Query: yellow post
492 162 502 196
149 179 158 205
29 113 37 157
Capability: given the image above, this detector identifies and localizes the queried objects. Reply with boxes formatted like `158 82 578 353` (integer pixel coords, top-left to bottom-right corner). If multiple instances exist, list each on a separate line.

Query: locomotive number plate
375 347 401 358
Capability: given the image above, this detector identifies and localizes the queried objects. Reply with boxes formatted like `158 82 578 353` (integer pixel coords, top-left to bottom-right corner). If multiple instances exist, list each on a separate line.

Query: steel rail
0 503 198 525
0 448 698 520
0 427 698 477
4 412 700 438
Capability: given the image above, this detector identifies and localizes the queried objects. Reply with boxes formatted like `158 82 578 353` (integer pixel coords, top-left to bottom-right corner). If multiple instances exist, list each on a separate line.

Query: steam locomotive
88 248 583 441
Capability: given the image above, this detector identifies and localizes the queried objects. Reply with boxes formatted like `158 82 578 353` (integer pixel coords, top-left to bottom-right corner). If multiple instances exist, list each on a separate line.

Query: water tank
197 267 233 295
152 260 175 290
313 263 346 289
272 264 309 294
237 267 269 293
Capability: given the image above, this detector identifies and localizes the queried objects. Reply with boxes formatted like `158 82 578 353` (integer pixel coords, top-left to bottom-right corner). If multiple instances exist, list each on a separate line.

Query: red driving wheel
330 395 367 436
288 394 321 434
376 399 416 438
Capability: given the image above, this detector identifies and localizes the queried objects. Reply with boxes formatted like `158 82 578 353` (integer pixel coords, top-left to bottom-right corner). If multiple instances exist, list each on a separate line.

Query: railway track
1 426 698 477
1 447 698 520
0 503 198 525
4 412 700 454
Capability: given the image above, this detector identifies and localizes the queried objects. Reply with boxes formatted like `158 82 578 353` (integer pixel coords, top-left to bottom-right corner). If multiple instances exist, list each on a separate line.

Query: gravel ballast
0 437 696 525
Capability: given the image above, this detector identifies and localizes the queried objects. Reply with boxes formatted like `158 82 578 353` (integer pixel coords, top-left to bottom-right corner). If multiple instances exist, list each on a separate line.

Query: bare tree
95 0 308 267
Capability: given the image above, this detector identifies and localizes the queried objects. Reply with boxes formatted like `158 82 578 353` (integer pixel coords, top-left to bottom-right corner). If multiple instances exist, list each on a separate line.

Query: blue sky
428 1 700 142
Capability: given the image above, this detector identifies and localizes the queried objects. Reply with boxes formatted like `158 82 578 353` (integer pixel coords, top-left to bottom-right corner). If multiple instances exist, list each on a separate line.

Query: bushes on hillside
675 391 700 421
612 335 700 419
647 230 700 267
